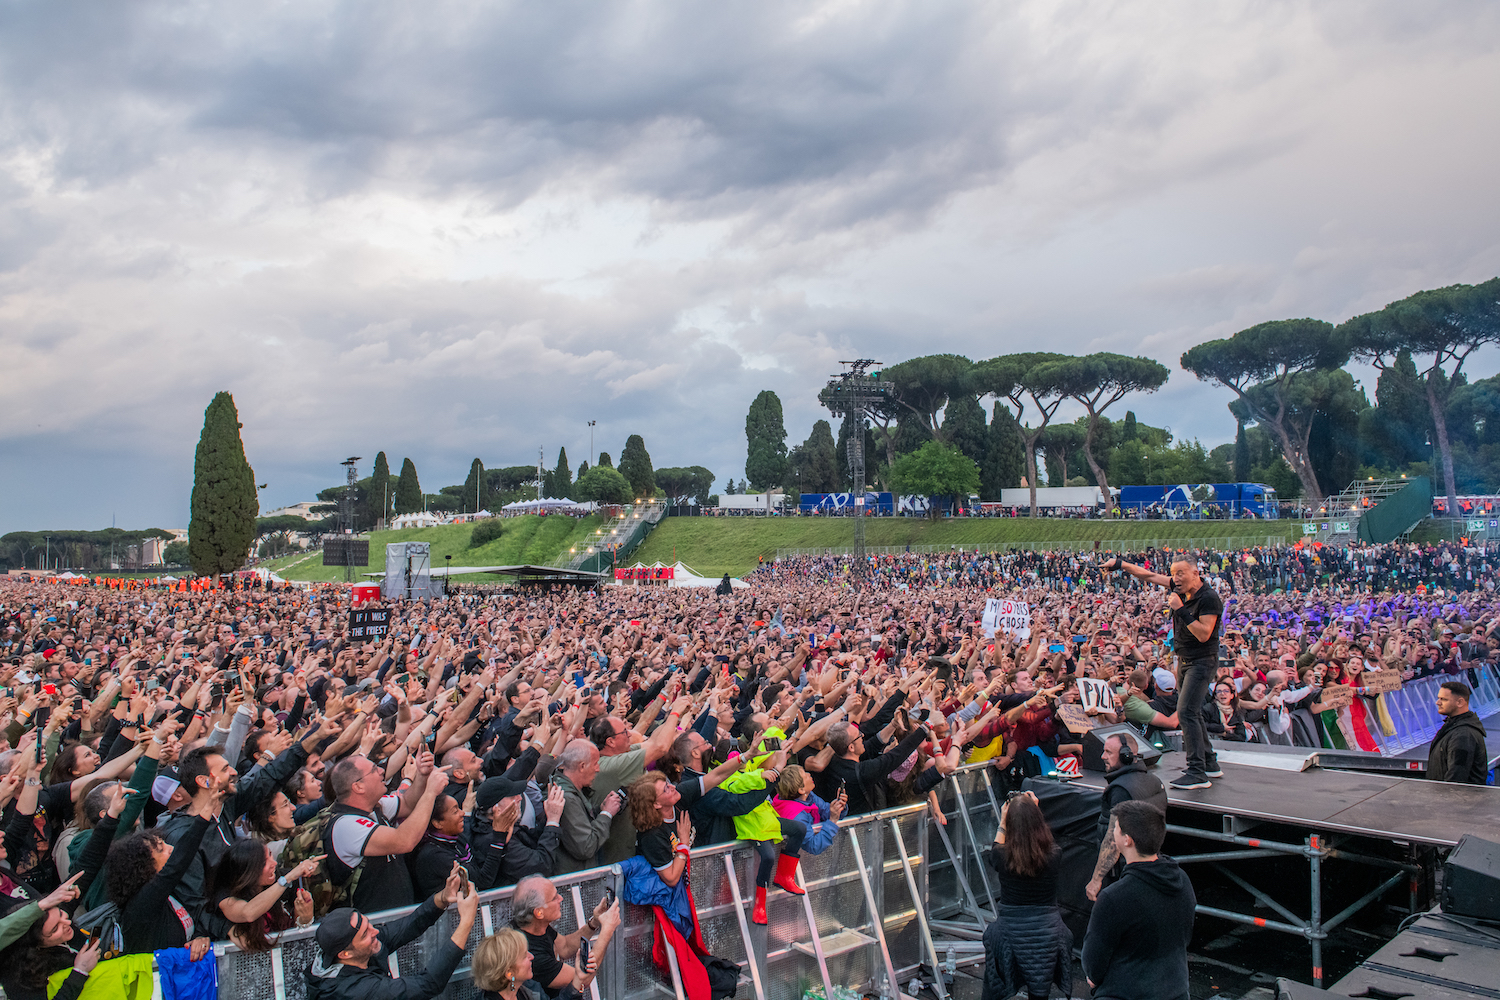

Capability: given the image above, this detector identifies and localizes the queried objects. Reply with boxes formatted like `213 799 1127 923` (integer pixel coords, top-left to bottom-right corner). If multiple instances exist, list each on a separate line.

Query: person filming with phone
305 864 479 1000
1101 556 1223 790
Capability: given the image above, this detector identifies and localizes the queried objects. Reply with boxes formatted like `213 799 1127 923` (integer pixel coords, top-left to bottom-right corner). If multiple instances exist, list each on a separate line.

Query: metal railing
214 767 1006 1000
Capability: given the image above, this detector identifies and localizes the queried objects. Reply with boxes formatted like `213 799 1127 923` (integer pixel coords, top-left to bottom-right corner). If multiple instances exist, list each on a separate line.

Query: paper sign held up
1319 684 1355 710
1058 703 1096 733
1361 670 1404 694
1077 677 1113 713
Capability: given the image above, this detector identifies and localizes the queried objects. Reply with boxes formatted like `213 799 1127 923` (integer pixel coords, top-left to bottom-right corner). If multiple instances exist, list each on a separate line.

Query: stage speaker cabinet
1442 833 1500 921
1082 724 1162 772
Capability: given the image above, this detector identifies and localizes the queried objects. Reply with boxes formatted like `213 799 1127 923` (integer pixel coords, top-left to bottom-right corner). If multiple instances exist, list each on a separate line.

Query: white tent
611 560 749 589
391 511 442 529
501 498 592 513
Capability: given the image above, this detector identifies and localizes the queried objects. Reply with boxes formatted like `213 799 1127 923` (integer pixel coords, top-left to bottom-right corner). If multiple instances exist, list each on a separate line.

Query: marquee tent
611 560 748 589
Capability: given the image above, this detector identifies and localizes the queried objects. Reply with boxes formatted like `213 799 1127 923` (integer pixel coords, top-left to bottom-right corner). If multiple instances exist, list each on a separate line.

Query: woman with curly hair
206 838 319 952
103 779 225 959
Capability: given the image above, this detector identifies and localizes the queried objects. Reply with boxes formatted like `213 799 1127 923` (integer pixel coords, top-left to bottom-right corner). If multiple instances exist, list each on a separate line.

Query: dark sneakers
1170 771 1213 790
1203 757 1224 778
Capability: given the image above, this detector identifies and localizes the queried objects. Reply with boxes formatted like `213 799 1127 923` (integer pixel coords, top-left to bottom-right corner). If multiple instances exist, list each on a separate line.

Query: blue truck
1116 483 1279 518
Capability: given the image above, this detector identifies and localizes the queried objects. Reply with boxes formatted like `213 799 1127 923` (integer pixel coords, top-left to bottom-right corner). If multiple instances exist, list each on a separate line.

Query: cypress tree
802 420 840 492
553 448 572 499
982 403 1025 500
393 458 422 514
188 392 259 577
369 452 392 527
942 394 988 467
1122 410 1138 442
1232 422 1251 482
463 458 486 513
619 435 656 499
598 452 613 468
744 390 788 490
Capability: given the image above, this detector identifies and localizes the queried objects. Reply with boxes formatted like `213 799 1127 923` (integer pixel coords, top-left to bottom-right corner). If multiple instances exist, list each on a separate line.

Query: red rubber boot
773 854 806 895
752 886 768 925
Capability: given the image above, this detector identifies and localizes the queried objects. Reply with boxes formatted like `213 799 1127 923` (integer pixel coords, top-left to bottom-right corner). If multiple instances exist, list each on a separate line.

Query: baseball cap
316 908 361 961
151 767 183 806
1152 667 1177 692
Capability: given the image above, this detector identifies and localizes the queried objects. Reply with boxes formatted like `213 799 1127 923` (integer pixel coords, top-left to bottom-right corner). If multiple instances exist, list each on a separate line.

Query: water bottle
945 945 956 984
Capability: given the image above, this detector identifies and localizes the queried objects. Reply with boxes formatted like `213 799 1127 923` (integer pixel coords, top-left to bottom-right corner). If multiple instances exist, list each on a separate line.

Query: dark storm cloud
2 1 1499 531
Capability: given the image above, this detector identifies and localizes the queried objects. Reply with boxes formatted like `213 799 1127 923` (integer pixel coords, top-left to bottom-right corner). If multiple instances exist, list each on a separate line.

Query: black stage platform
1068 749 1498 986
1071 748 1497 847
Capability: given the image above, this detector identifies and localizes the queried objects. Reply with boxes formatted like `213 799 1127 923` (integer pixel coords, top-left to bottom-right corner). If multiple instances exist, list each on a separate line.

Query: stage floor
1071 749 1498 846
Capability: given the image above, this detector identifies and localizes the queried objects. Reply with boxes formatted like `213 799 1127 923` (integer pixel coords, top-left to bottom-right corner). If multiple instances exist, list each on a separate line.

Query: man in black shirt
1104 557 1223 790
512 874 621 998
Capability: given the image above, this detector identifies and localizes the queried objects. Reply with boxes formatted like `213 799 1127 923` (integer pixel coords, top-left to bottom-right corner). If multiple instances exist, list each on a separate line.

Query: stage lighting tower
819 360 894 584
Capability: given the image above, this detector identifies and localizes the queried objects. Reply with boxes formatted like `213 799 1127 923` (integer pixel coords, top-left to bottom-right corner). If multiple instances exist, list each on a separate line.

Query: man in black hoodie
1082 800 1195 1000
1428 681 1490 784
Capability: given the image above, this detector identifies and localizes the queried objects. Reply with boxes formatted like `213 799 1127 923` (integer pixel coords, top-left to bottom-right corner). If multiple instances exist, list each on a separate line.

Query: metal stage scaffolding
1070 747 1497 988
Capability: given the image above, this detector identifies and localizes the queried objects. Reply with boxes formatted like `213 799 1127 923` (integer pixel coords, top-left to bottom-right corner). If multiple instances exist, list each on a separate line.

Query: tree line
741 277 1500 515
309 434 718 531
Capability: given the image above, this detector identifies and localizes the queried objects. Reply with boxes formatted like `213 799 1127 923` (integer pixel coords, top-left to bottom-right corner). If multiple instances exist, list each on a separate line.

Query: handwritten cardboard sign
983 598 1031 640
1077 677 1113 713
1319 684 1355 710
1058 703 1096 733
1361 670 1404 694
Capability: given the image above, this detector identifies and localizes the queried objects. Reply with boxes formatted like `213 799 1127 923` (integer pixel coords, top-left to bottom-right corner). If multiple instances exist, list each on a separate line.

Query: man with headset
1086 733 1167 900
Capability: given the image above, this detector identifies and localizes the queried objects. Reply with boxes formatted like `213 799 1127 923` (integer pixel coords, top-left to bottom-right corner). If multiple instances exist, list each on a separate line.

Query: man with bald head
1104 556 1224 790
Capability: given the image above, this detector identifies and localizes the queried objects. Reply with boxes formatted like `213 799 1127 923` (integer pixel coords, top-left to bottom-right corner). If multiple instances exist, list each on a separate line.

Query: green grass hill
259 514 1299 583
629 517 1298 578
261 514 602 582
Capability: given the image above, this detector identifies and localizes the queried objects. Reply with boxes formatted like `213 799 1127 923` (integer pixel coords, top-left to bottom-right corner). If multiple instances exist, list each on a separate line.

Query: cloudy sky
3 1 1499 532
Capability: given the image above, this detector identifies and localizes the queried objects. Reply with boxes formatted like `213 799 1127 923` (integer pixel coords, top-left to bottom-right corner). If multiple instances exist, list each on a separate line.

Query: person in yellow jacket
718 728 806 925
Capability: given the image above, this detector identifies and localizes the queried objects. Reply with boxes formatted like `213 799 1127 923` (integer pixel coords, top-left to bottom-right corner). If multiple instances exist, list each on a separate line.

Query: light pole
44 535 51 572
588 420 596 466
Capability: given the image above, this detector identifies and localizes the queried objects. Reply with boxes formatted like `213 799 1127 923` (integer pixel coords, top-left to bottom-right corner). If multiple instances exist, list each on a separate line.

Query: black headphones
1113 736 1136 765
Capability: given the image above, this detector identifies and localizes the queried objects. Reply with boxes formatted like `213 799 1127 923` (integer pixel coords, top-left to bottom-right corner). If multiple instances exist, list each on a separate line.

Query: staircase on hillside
553 501 667 573
1313 478 1433 544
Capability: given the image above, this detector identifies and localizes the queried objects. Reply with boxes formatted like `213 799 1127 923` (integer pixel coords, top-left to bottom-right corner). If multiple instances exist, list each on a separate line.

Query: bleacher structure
1305 477 1433 544
551 501 667 574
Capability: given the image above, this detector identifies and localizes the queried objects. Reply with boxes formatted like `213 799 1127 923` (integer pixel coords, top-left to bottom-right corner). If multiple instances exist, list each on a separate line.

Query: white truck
999 486 1111 509
716 492 782 514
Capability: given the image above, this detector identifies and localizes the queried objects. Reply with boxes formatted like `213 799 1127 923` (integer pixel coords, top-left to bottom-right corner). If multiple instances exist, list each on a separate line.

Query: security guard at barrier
1086 733 1167 901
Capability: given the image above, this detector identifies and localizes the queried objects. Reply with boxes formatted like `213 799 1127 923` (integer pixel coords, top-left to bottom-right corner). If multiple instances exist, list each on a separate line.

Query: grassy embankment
261 515 603 582
630 517 1300 578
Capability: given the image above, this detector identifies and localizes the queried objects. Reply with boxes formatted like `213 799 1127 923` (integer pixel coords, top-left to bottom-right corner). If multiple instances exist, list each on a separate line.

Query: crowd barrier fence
1373 662 1500 754
215 767 1008 1000
211 690 1487 1000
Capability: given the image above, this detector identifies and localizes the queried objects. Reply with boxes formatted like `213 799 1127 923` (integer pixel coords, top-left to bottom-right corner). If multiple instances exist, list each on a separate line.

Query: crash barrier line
213 752 1447 999
215 793 968 1000
1370 663 1499 755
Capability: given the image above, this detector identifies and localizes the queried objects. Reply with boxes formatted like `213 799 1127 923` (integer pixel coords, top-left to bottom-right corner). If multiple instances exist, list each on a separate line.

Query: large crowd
0 537 1491 1000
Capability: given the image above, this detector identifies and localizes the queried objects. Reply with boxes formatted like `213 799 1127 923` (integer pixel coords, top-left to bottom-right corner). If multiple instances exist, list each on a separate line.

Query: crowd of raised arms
0 544 1492 1000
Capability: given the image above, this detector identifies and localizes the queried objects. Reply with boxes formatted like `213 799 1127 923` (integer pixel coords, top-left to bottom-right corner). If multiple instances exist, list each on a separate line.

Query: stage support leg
849 825 902 1000
890 818 946 1000
950 775 998 917
930 804 986 924
1309 835 1323 989
723 854 768 1000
